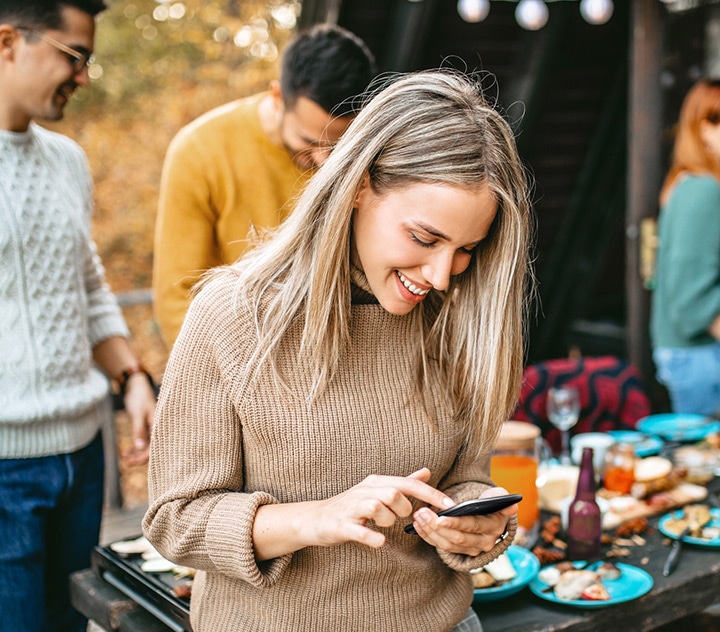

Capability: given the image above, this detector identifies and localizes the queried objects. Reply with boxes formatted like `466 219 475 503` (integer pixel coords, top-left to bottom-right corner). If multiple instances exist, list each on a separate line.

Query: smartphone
404 493 522 534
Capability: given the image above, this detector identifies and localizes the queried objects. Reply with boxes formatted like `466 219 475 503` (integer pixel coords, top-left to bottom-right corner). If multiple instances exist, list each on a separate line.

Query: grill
91 541 192 632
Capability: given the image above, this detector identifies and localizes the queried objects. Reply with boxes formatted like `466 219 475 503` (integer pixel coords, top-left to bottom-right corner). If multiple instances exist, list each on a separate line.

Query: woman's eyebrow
412 220 448 240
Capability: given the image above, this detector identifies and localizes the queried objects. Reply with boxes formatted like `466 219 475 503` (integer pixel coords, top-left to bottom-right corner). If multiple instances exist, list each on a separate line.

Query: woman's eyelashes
410 232 434 248
410 232 477 256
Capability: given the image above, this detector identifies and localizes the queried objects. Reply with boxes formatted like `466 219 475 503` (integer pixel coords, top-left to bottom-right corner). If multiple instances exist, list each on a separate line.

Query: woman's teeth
397 271 429 296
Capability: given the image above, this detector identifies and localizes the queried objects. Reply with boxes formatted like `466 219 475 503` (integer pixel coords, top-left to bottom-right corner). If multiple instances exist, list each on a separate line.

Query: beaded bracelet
116 365 155 398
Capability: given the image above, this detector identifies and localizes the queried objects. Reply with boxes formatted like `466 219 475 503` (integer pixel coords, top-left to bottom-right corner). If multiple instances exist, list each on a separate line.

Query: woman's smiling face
350 179 498 315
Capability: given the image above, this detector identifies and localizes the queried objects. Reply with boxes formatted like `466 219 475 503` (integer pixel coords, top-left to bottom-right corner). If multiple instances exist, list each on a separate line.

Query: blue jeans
654 344 720 416
0 432 104 632
451 608 483 632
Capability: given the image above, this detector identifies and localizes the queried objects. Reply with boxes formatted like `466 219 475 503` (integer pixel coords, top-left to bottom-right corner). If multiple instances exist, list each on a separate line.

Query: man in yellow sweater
153 23 376 347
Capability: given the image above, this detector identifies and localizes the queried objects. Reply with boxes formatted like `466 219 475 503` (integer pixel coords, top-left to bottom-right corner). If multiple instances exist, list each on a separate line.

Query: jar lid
496 420 540 450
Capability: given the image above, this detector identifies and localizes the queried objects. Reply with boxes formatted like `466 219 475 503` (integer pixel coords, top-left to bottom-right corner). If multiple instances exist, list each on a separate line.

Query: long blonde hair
660 78 720 206
218 69 533 457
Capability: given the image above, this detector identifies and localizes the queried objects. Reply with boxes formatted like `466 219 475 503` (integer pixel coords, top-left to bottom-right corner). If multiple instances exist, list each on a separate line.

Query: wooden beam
626 0 662 381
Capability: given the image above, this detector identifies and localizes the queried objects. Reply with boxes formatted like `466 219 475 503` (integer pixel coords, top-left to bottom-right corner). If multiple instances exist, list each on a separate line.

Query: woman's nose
421 253 455 292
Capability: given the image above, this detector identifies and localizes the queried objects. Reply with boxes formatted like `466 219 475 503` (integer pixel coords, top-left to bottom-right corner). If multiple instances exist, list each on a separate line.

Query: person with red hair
651 78 720 415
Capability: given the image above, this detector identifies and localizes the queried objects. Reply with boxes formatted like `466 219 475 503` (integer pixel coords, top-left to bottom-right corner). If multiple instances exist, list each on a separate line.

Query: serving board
601 482 708 530
541 482 708 530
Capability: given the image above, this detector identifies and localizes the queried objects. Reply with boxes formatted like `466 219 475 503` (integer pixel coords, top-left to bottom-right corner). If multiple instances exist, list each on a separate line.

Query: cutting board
541 482 708 530
601 482 708 530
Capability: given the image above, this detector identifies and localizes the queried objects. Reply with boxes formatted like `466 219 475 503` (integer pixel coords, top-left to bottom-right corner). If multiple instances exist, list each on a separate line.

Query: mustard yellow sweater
144 266 515 632
153 94 310 347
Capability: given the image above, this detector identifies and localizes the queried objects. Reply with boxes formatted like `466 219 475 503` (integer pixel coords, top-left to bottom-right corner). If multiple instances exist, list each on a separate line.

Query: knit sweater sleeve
659 175 720 340
434 449 517 571
143 270 292 587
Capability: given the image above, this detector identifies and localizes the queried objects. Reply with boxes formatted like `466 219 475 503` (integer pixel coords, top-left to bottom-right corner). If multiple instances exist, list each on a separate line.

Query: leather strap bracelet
116 365 155 398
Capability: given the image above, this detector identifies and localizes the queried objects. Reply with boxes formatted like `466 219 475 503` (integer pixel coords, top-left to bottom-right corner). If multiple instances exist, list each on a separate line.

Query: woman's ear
354 173 371 208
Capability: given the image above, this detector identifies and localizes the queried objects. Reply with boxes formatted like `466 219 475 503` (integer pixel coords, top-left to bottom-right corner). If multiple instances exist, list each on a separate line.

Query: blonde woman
651 78 720 415
144 69 533 632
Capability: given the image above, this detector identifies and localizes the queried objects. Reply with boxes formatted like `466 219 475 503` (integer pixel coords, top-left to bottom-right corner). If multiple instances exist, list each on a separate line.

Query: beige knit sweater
144 266 515 632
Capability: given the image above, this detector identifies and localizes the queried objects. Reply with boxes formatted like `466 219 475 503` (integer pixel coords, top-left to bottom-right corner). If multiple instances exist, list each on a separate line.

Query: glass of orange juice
490 421 542 546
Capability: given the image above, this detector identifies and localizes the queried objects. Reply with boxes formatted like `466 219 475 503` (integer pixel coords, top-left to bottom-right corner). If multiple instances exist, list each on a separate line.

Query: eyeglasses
17 27 94 73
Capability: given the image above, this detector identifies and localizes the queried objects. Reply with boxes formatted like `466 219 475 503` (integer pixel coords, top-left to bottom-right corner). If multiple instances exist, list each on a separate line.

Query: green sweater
651 174 720 348
144 265 515 632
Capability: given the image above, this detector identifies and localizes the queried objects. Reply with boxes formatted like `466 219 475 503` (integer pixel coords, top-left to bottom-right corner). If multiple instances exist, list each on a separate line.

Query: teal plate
472 546 540 603
607 430 664 457
529 562 653 608
658 508 720 548
636 413 720 442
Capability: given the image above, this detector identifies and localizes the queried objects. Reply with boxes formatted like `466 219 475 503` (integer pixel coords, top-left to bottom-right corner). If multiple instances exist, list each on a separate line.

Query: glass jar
490 421 542 546
603 442 636 494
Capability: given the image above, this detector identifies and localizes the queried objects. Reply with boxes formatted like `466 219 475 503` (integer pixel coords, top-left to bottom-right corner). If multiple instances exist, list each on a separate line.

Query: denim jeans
654 343 720 416
450 608 483 632
0 432 104 632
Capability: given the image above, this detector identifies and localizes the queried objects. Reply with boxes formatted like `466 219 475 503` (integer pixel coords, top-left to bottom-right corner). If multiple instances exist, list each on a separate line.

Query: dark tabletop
476 479 720 632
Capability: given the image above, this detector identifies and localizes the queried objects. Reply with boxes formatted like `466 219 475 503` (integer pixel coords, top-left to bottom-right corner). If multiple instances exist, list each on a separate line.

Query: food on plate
553 569 598 601
702 526 720 540
483 552 517 582
471 571 496 589
536 561 575 586
537 565 562 587
596 561 622 580
471 551 517 589
664 504 713 538
539 561 623 602
705 432 720 449
581 582 611 601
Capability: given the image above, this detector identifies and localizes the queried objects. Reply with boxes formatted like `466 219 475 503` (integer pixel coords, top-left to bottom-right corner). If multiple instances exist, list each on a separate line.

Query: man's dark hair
280 23 377 118
0 0 106 31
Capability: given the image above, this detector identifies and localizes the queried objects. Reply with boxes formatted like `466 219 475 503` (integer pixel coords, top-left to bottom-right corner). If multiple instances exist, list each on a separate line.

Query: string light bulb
515 0 549 31
457 0 490 23
579 0 614 25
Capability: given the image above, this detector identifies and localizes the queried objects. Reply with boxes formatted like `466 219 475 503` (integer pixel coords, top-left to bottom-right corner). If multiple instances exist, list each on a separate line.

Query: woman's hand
409 487 517 557
252 468 453 560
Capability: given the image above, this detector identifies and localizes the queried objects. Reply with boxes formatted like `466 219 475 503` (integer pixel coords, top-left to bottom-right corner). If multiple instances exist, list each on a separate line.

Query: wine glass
546 385 581 465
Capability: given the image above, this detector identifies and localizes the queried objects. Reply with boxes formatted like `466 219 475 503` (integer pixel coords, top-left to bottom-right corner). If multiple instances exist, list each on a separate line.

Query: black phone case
404 493 522 534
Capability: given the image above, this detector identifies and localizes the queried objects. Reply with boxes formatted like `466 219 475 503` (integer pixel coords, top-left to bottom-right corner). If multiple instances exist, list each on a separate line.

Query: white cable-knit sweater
0 123 128 458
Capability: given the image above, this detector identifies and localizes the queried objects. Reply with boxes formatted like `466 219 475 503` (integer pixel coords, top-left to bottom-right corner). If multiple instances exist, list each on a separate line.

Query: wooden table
475 509 720 631
72 494 720 632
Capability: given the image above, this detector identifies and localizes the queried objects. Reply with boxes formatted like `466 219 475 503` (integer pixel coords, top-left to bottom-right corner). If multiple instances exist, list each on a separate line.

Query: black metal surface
91 543 191 632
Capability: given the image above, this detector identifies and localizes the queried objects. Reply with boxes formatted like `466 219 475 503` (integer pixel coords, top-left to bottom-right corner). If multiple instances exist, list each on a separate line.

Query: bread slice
634 456 672 482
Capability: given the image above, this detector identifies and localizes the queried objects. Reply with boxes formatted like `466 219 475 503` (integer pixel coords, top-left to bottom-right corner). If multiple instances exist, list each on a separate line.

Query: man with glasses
0 2 156 630
153 23 377 348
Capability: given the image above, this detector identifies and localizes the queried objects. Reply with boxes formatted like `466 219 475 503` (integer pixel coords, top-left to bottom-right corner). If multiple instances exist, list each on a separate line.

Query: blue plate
658 508 720 548
472 545 540 603
529 562 653 608
606 430 664 457
636 413 720 443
